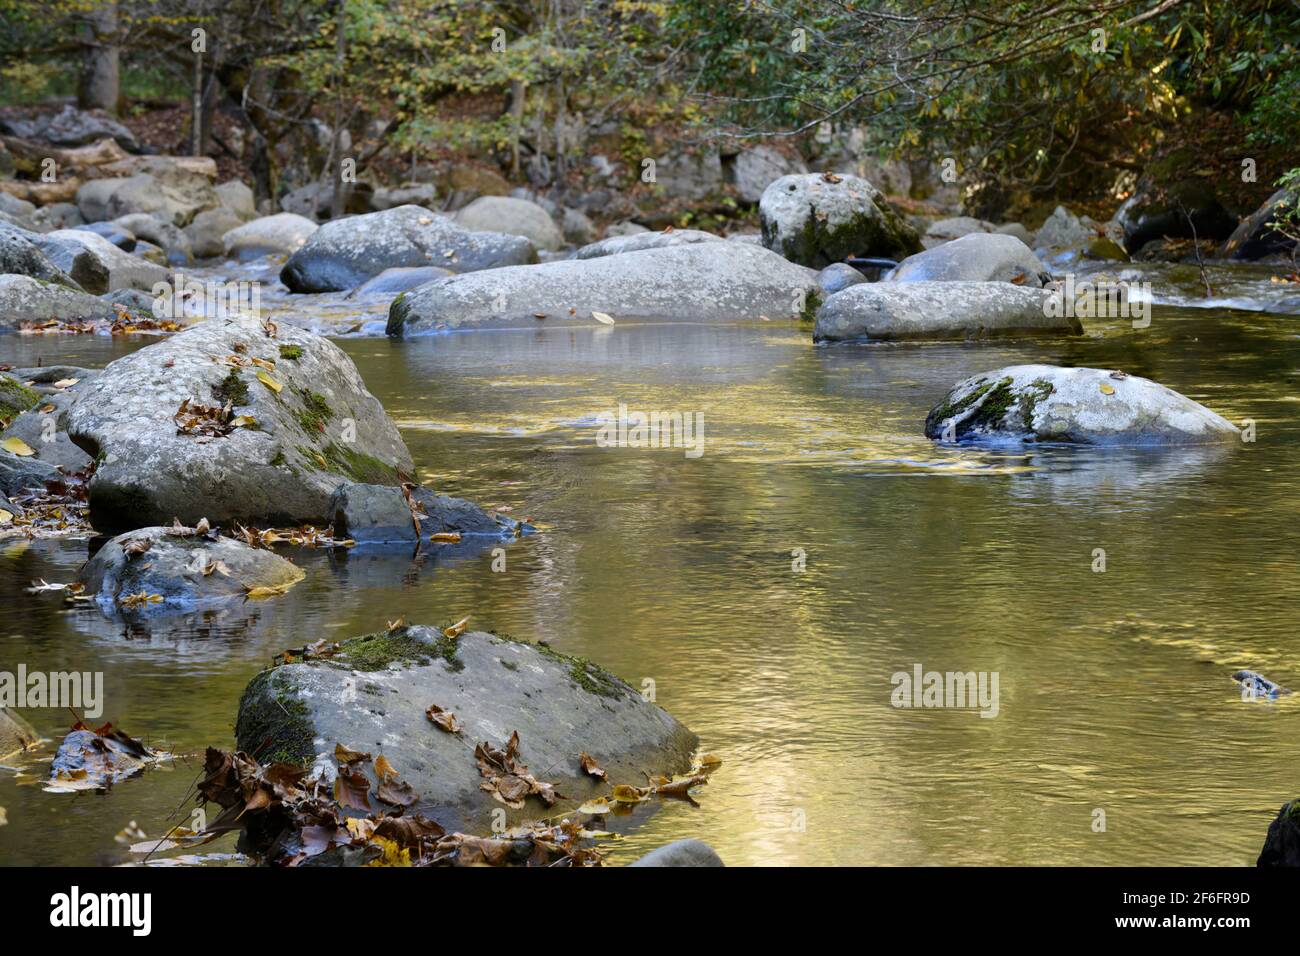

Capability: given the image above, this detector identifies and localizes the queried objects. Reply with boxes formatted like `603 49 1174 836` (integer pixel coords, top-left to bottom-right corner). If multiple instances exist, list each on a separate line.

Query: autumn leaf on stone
121 536 153 559
334 764 372 812
425 704 462 734
443 616 470 639
334 743 371 765
578 752 607 781
374 754 399 783
256 370 283 394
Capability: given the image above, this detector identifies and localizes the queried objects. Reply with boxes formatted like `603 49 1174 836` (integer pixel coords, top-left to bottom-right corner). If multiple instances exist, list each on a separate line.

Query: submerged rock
0 706 39 760
573 228 721 260
78 525 304 610
924 365 1240 444
629 839 725 867
66 317 413 532
222 213 319 261
888 233 1051 286
1233 670 1292 699
280 205 536 293
235 626 698 832
759 173 922 267
1258 800 1300 866
814 281 1073 342
388 242 819 334
328 481 525 544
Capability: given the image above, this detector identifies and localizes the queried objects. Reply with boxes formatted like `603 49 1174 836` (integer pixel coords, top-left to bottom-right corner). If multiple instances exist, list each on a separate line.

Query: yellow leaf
244 584 290 599
229 415 257 429
591 311 615 325
443 615 470 639
1099 383 1115 395
0 510 12 525
52 378 79 389
2 437 35 457
256 370 283 393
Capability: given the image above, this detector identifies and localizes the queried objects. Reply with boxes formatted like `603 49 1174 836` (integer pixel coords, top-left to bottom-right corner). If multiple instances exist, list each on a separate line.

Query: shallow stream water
1 260 1297 866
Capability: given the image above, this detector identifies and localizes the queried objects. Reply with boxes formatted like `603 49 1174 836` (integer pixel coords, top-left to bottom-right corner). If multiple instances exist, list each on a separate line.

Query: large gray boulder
112 213 192 265
1257 799 1300 867
0 275 117 328
42 227 168 292
729 145 808 204
77 166 218 226
1034 205 1097 251
818 262 868 295
924 365 1240 444
0 222 81 289
235 626 699 833
214 180 257 221
346 266 454 299
0 105 139 151
79 526 305 611
922 216 996 248
656 150 724 201
281 206 537 293
371 183 439 212
30 202 86 233
888 233 1052 286
222 213 318 261
26 231 110 293
388 242 819 335
573 228 721 260
66 317 414 533
760 172 922 267
453 196 563 252
814 281 1076 342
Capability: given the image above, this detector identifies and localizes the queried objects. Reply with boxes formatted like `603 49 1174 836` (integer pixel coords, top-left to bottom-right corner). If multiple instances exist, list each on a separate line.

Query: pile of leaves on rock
0 465 94 540
166 740 719 867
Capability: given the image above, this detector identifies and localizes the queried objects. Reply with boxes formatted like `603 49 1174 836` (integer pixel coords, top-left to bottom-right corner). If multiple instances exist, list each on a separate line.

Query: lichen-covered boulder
573 228 721 260
453 196 563 252
888 233 1051 287
235 626 699 833
42 227 168 292
389 242 819 334
280 205 536 293
78 525 304 610
222 213 318 261
814 281 1075 342
0 707 40 760
759 173 922 267
924 365 1241 444
66 317 414 532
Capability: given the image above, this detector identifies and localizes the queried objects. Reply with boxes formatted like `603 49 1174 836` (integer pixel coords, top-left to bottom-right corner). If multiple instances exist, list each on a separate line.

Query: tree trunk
330 0 348 220
191 46 204 156
77 1 120 114
509 79 526 177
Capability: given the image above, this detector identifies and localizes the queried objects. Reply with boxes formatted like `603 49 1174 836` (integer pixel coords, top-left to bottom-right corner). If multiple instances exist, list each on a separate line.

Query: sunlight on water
1 297 1298 866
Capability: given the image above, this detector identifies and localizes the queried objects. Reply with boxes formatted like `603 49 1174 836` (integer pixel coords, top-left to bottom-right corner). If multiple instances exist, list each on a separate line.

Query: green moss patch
214 369 250 407
295 389 333 437
336 628 463 673
278 345 304 361
235 669 317 766
490 633 626 699
0 375 39 429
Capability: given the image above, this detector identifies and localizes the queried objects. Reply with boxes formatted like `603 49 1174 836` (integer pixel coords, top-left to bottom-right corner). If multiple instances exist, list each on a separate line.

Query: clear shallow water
1 292 1298 866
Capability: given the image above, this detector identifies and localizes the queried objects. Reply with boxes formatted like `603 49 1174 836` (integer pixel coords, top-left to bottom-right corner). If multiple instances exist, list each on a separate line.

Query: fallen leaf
0 510 11 525
334 743 371 765
443 615 470 639
256 370 283 393
374 754 399 783
591 311 615 325
578 752 607 781
425 704 462 734
2 437 35 457
52 378 79 389
1099 383 1116 395
428 531 461 543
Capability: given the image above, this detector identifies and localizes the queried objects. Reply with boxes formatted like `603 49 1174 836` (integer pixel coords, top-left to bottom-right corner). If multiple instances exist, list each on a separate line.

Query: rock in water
0 275 117 328
813 281 1074 342
1233 670 1291 699
453 196 564 252
0 707 39 760
280 205 536 293
759 173 922 267
66 317 413 532
78 526 305 611
629 839 726 867
0 221 82 290
924 365 1240 445
235 626 698 833
328 481 525 544
1258 800 1300 866
888 233 1051 286
388 242 819 334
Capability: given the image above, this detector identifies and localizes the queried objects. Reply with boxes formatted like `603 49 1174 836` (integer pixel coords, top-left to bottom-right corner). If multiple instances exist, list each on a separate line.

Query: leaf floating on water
2 437 35 457
591 311 615 325
425 704 462 734
255 370 283 393
576 798 610 815
443 615 471 639
428 531 461 543
244 583 292 600
578 752 607 781
1099 383 1116 395
115 820 147 845
119 591 163 607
